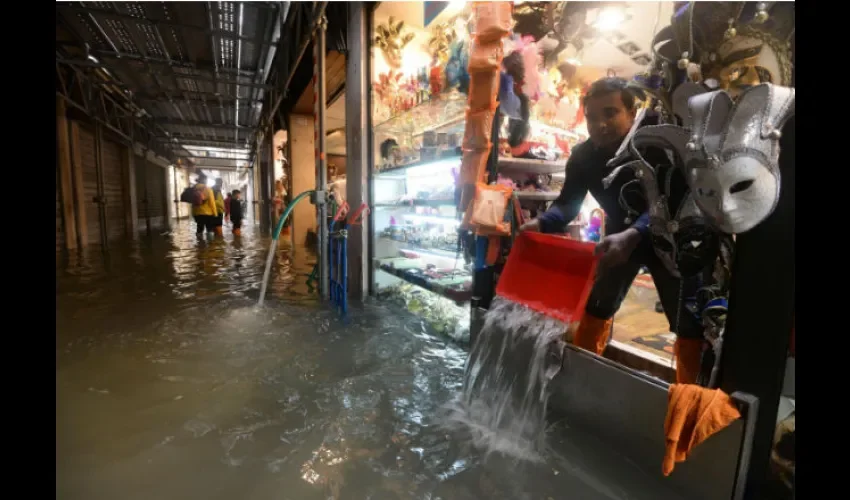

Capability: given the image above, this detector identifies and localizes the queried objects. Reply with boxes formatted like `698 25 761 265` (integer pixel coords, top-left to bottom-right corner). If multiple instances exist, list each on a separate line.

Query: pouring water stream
257 190 314 307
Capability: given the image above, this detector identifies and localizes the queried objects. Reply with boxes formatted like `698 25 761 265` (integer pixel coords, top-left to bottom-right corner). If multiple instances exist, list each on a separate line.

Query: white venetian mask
689 153 778 234
683 84 794 234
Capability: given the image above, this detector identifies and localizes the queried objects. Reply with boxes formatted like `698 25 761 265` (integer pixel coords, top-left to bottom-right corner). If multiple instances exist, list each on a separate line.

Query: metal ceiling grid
56 1 285 161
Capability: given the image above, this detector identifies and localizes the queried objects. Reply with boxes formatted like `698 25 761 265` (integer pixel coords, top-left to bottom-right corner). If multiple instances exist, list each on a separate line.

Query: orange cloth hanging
663 384 741 476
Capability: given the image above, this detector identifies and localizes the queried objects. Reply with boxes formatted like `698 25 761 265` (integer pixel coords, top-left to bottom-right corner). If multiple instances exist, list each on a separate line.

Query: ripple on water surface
57 221 685 500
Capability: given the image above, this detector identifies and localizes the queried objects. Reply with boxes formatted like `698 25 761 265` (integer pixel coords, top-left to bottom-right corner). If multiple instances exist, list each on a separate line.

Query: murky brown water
57 220 684 500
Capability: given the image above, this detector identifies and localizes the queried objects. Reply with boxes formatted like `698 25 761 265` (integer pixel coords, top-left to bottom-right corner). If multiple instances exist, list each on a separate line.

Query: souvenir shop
368 1 664 346
350 1 795 496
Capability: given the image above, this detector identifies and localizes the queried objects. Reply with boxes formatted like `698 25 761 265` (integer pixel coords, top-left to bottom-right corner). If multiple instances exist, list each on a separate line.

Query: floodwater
57 220 685 500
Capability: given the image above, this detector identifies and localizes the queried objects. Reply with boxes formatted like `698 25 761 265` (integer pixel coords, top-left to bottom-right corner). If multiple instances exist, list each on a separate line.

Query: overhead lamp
593 7 627 32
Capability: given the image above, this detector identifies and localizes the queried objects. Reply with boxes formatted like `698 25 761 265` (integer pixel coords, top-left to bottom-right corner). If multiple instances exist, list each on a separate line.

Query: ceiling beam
190 165 253 171
135 94 262 105
56 43 258 78
154 135 249 148
57 4 280 46
176 155 251 161
56 58 273 90
155 120 255 130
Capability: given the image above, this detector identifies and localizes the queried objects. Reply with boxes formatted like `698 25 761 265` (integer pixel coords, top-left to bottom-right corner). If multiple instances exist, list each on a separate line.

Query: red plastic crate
496 232 599 324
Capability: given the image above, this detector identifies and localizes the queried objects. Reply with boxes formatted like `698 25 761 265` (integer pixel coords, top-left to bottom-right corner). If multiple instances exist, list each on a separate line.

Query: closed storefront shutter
135 154 147 222
56 164 63 253
135 157 169 231
77 126 102 247
100 138 127 240
145 160 168 229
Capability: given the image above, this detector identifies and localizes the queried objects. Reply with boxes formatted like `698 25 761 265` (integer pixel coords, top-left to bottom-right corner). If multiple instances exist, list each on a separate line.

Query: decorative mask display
428 21 457 65
617 84 794 235
374 17 416 69
685 85 794 233
632 2 794 120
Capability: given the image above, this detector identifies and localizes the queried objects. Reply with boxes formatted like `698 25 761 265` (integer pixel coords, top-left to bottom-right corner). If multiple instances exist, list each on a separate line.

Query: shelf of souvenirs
515 190 559 202
375 150 569 179
374 95 584 173
372 202 458 222
378 225 461 260
376 256 472 305
375 90 587 142
374 199 455 208
375 151 462 176
374 90 469 136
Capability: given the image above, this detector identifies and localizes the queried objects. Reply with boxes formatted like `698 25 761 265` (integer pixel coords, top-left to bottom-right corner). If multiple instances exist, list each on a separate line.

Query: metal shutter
77 126 102 247
100 138 127 240
145 160 168 229
56 164 63 253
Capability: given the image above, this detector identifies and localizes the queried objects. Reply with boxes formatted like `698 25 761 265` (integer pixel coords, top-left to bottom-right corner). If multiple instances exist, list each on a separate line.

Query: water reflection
57 220 684 500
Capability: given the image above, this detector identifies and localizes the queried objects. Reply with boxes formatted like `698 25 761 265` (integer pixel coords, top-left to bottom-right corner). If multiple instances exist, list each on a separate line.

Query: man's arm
535 156 588 234
629 211 650 239
498 72 522 120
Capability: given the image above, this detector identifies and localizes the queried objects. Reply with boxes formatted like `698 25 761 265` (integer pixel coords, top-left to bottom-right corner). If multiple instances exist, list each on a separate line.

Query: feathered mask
374 17 416 69
428 21 457 66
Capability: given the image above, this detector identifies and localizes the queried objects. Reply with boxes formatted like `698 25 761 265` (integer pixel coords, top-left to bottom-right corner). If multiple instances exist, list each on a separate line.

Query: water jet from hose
258 190 315 307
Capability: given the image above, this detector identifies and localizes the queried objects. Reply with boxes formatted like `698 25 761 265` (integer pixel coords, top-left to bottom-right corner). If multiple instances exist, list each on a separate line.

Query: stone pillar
289 113 316 247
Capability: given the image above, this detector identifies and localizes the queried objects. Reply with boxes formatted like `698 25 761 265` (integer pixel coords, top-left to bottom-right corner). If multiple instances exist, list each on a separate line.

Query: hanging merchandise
458 1 512 214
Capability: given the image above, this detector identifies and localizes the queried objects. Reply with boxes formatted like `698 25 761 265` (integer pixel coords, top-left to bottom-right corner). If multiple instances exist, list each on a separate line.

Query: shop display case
367 1 603 342
372 98 473 343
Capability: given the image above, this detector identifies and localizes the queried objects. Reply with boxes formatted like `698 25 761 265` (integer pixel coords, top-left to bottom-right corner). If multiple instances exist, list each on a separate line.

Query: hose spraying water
257 190 315 306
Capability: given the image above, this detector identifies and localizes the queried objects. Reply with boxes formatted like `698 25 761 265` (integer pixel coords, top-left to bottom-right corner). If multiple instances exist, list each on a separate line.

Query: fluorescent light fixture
566 58 582 67
593 7 627 32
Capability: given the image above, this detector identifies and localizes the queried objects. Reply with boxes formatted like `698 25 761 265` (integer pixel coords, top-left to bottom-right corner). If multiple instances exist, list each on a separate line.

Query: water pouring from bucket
444 232 599 461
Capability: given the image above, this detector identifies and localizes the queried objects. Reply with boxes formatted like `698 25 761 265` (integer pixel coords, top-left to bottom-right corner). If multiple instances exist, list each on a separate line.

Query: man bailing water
520 77 703 384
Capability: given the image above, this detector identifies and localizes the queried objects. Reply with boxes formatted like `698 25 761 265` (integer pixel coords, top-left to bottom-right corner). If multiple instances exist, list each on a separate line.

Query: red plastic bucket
496 232 599 324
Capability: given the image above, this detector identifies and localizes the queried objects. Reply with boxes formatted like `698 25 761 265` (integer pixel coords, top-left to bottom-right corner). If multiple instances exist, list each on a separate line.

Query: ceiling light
566 58 582 67
593 7 627 32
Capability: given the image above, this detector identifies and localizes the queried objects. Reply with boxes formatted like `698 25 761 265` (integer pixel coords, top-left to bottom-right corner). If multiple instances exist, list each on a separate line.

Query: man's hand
520 219 541 232
594 228 642 270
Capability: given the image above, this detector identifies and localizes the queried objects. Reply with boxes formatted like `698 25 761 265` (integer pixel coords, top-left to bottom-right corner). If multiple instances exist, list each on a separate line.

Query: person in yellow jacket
191 173 218 236
212 178 226 236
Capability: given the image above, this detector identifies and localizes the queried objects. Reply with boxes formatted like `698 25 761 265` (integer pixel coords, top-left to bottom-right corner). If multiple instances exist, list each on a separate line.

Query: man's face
584 91 636 149
215 180 223 188
234 193 241 200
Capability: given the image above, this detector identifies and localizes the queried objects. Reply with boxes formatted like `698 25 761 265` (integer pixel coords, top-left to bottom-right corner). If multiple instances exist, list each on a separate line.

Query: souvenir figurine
429 57 443 97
